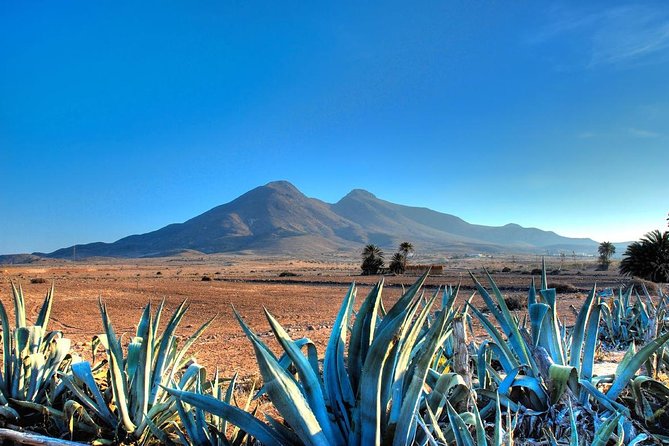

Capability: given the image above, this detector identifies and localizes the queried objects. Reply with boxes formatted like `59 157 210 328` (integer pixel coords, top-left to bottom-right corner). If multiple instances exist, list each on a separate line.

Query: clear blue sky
2 1 668 254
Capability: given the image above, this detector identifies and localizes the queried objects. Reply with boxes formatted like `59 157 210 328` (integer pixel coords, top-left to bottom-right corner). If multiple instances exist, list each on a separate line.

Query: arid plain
1 254 631 387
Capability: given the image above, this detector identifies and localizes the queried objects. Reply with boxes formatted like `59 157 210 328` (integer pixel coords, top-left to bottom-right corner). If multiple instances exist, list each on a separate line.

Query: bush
201 275 212 281
502 266 511 273
279 271 298 277
530 268 542 275
504 296 522 311
30 277 47 284
629 277 660 295
550 282 578 293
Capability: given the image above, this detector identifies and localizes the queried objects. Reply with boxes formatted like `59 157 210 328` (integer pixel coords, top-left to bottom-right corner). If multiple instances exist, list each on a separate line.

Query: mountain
36 180 603 258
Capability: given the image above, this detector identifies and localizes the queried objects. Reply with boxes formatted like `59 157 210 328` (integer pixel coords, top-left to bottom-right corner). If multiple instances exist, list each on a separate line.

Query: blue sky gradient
2 1 668 253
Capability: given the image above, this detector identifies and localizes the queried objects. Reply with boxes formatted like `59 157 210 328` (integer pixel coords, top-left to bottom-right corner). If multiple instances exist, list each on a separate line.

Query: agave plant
0 282 72 425
599 283 668 350
167 273 484 446
61 299 214 444
468 261 669 444
150 367 256 446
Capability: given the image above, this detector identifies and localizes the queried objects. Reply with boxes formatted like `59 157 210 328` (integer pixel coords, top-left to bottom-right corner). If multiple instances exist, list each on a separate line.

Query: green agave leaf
70 361 116 425
382 293 426 424
348 280 383 392
0 405 19 421
578 380 629 416
392 306 447 446
35 282 54 332
323 283 355 440
423 403 448 444
538 288 566 365
607 330 669 399
414 414 440 446
528 278 537 306
143 416 177 446
528 303 549 348
11 281 26 328
164 386 284 446
387 291 439 433
265 412 304 445
471 400 487 446
426 373 469 420
630 376 669 424
377 270 429 334
569 286 596 374
591 413 622 446
581 302 602 382
264 308 341 445
0 299 11 398
133 306 155 435
99 300 136 433
149 300 189 406
469 272 505 329
359 294 415 446
235 310 330 446
172 315 216 375
445 399 475 446
548 364 578 404
615 342 636 377
568 401 578 446
480 271 537 373
467 303 519 373
26 352 45 402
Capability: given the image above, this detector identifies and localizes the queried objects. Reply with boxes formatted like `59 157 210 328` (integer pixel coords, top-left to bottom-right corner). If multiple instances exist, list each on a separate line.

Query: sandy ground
0 254 638 385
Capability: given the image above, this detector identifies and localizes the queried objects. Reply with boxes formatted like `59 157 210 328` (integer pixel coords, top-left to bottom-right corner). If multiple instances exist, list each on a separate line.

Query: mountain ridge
32 180 611 259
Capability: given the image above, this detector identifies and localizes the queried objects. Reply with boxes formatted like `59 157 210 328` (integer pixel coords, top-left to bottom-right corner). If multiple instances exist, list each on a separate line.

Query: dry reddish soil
0 255 636 386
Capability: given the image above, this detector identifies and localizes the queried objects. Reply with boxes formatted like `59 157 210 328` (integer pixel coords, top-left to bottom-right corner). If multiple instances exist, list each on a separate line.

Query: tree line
361 242 414 275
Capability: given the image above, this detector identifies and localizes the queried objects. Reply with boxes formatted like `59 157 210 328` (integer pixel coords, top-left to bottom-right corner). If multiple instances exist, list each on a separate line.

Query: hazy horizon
2 2 667 253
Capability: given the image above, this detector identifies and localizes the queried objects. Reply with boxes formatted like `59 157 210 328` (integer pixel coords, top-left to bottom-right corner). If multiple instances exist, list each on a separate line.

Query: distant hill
32 180 610 259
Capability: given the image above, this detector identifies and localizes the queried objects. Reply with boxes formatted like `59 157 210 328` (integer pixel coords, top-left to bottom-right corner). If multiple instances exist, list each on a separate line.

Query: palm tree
361 244 385 275
620 230 669 283
389 252 405 274
598 241 616 268
398 242 414 271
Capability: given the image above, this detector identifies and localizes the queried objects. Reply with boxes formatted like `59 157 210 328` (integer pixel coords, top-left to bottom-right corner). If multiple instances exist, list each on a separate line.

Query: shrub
629 277 660 295
279 271 298 277
530 268 542 275
502 266 511 273
550 282 578 293
504 295 522 310
30 277 47 284
201 275 212 281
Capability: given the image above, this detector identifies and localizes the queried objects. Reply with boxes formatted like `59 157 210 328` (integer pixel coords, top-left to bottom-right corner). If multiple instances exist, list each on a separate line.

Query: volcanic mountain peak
340 188 377 201
33 181 604 259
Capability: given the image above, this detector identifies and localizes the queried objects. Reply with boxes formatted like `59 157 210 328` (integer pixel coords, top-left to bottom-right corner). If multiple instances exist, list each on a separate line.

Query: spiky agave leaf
164 387 284 446
263 307 343 445
391 305 448 446
607 331 669 399
233 309 331 446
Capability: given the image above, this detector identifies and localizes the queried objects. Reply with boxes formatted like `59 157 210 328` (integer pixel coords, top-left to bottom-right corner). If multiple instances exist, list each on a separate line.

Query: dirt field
0 254 637 385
